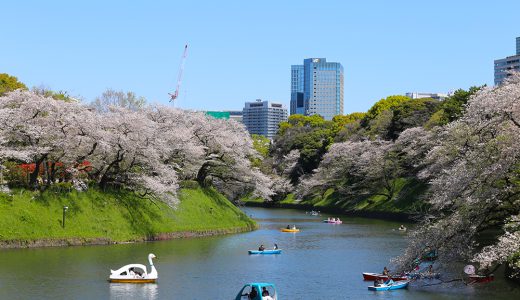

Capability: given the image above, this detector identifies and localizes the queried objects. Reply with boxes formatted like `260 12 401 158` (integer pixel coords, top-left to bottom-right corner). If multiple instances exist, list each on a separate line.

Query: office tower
290 58 344 120
243 99 288 139
494 37 520 85
290 65 305 115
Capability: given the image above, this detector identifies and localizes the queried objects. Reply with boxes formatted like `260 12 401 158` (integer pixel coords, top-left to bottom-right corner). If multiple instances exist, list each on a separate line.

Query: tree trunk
29 155 46 189
196 163 211 187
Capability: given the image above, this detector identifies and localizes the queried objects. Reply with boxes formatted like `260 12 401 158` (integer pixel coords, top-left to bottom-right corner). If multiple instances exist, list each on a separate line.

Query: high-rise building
290 65 305 115
243 99 288 139
494 37 520 85
290 58 344 120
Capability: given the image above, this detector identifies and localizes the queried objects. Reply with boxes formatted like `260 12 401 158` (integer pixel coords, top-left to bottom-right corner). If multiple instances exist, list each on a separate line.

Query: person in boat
262 287 269 296
259 244 265 251
248 287 258 299
399 224 406 231
274 243 278 250
286 225 291 229
129 267 135 276
428 264 433 274
383 266 390 276
336 217 341 222
292 225 296 230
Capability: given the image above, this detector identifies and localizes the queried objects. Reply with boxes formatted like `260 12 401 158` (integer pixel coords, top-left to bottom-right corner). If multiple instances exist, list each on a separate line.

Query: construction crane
169 44 188 102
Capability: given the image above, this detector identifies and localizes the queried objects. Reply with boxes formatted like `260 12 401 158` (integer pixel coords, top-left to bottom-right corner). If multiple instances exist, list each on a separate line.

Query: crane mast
169 44 188 102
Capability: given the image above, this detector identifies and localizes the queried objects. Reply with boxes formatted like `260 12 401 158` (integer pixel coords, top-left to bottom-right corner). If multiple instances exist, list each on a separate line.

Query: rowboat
368 280 409 291
468 274 494 283
323 219 342 224
248 249 282 255
281 228 300 232
362 272 408 281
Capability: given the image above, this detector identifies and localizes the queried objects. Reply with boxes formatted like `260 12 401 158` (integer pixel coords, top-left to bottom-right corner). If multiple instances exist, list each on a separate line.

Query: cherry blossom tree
0 90 273 207
394 74 520 275
299 139 400 202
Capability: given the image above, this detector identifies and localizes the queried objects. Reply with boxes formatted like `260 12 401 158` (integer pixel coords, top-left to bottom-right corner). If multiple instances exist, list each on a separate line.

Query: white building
405 92 448 101
243 99 288 139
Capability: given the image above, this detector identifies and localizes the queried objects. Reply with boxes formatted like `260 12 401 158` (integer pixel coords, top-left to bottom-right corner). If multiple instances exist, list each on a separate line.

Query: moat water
1 207 519 299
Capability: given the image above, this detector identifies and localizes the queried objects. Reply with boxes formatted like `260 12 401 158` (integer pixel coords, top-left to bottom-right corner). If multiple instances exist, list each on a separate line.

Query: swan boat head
109 253 158 283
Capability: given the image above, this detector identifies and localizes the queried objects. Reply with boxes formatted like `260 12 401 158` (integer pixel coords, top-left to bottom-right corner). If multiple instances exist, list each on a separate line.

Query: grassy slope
0 186 255 242
251 178 428 216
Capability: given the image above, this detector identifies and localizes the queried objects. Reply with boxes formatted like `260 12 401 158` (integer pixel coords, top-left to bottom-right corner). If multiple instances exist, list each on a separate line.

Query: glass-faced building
494 37 520 85
290 58 344 120
290 65 305 115
243 99 288 139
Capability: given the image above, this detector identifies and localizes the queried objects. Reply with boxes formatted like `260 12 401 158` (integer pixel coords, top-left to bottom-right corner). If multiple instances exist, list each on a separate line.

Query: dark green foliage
425 86 482 127
363 95 411 124
273 115 339 182
387 98 441 140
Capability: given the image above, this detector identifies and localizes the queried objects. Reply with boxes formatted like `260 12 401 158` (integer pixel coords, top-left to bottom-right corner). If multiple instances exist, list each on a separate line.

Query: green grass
255 177 428 215
279 193 296 204
0 186 255 242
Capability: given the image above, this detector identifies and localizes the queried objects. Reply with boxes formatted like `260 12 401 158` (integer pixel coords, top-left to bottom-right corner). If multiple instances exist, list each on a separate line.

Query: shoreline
0 224 257 249
244 201 417 222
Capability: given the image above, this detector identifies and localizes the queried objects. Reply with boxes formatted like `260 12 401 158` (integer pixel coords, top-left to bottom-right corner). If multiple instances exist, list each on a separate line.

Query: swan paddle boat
362 272 408 281
235 282 277 300
280 228 300 232
368 279 409 291
248 249 282 255
109 253 157 283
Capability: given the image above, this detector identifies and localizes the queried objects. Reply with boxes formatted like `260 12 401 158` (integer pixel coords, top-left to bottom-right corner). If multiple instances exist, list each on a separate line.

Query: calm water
1 207 520 299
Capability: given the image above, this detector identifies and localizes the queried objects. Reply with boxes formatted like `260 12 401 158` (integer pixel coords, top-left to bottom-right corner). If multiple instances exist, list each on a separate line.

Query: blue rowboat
368 280 409 291
248 249 282 255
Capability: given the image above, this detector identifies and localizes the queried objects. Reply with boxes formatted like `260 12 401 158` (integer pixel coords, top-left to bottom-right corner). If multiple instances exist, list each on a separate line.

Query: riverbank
244 178 427 222
244 200 415 222
0 185 256 249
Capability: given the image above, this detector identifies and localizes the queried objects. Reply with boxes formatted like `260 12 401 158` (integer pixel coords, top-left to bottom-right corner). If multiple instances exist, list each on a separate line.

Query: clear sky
2 0 519 113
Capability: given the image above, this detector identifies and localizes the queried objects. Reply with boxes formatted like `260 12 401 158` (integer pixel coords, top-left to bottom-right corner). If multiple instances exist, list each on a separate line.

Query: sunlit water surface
1 207 519 299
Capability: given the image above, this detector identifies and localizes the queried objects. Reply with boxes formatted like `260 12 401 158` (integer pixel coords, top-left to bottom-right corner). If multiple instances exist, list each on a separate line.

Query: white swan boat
109 253 158 283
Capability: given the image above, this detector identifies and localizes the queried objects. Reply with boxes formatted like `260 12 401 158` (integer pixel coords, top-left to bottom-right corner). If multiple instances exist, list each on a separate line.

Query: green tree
0 73 27 96
273 115 337 182
251 134 270 158
332 112 366 127
387 98 440 139
425 86 482 128
363 95 411 123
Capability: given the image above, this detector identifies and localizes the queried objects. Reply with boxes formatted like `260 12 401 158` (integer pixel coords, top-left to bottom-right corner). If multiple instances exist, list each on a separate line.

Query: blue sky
2 0 519 113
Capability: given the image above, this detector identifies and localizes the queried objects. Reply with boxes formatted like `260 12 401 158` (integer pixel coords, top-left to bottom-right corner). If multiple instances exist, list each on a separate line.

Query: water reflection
109 283 158 300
